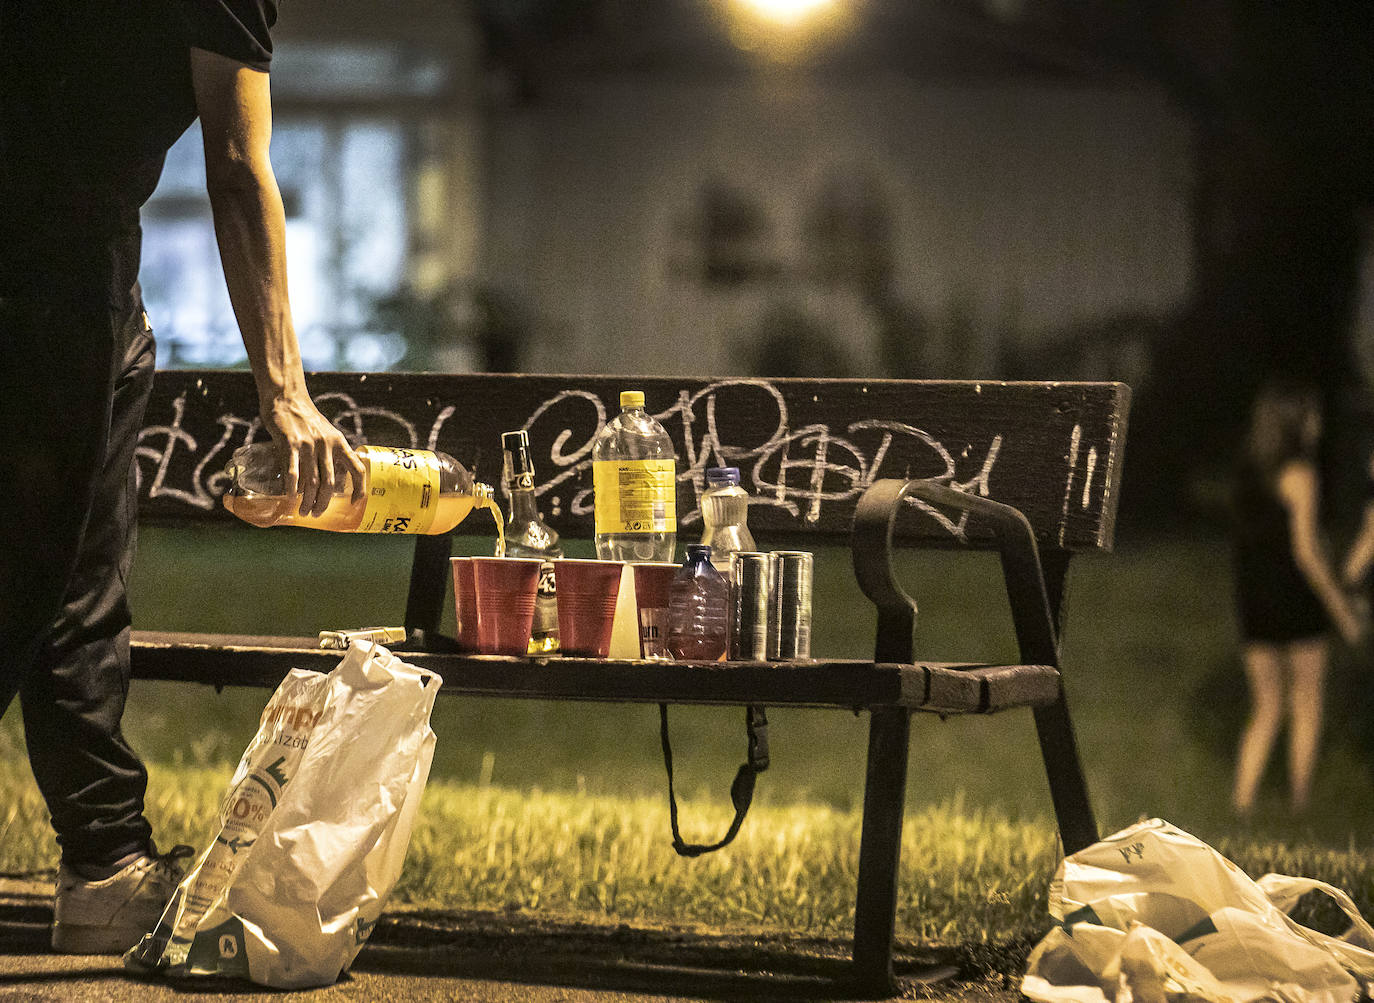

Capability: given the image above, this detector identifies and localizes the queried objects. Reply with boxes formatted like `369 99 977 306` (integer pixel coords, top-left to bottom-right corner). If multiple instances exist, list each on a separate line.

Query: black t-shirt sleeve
184 0 278 71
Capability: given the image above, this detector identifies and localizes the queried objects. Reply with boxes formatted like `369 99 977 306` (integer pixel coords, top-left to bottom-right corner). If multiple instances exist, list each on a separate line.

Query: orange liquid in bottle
224 490 493 534
224 452 508 542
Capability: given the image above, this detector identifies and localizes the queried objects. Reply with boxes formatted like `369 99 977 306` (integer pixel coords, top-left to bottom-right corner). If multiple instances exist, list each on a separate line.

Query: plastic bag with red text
126 641 440 989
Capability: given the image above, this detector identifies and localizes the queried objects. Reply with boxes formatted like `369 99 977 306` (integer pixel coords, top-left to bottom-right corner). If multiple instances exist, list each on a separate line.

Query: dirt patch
0 877 1029 1001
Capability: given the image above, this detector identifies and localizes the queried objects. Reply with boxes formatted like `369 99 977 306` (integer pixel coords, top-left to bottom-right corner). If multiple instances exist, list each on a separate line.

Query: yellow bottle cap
620 390 645 410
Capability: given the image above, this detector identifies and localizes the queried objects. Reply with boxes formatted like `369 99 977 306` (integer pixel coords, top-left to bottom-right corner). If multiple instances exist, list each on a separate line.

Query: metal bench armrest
851 479 1060 669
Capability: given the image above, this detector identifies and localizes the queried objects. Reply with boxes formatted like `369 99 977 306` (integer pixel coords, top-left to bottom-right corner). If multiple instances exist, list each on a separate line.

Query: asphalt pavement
0 876 1020 1002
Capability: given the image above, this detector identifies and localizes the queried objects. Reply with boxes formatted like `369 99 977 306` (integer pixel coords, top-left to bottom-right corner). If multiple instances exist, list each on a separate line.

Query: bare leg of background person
1233 642 1285 816
1285 637 1328 815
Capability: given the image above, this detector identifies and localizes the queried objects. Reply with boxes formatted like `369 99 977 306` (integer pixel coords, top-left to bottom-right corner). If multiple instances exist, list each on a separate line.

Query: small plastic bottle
666 544 729 660
699 466 756 574
501 430 563 655
222 442 499 538
592 390 677 562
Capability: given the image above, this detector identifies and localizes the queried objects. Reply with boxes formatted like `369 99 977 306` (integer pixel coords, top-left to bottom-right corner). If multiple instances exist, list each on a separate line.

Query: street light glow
718 0 855 62
738 0 836 25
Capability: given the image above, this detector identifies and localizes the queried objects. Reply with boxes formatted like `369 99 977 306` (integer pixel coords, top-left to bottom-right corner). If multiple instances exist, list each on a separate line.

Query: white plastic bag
127 641 440 988
1022 818 1374 1003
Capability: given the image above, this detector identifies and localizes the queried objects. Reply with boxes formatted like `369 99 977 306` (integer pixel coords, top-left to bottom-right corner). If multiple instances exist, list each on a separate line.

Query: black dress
1232 460 1329 643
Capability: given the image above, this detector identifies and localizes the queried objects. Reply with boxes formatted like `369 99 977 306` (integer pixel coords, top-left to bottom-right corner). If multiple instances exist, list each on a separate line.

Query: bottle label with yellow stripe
593 459 676 534
359 446 441 534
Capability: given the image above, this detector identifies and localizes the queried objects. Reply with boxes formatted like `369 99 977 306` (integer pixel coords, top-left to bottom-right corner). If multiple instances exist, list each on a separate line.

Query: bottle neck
503 441 538 518
507 485 541 522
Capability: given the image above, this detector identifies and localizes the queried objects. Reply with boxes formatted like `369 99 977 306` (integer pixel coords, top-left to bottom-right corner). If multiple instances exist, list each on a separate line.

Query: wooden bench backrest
136 372 1130 552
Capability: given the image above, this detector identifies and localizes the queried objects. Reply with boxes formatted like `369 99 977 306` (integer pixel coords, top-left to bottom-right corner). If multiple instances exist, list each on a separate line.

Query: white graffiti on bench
135 378 1096 542
512 381 1004 540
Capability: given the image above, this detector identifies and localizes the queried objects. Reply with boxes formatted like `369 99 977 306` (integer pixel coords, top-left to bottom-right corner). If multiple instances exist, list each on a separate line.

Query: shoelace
149 844 195 880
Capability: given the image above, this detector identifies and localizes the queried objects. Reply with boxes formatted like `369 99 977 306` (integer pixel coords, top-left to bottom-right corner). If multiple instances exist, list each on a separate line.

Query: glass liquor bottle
501 430 562 654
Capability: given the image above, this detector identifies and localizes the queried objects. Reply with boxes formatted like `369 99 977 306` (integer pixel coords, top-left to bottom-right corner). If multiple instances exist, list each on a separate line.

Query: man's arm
190 47 364 515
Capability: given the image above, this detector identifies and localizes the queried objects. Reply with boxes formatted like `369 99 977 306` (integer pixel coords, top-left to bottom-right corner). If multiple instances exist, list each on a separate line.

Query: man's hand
260 393 366 517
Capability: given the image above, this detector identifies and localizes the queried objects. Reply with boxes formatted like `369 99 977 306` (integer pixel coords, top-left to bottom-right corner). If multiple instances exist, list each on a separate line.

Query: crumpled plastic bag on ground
1022 817 1374 1003
126 641 440 989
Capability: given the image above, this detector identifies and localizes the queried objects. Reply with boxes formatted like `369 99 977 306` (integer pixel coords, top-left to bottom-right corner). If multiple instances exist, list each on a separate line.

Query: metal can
767 551 813 661
728 552 770 660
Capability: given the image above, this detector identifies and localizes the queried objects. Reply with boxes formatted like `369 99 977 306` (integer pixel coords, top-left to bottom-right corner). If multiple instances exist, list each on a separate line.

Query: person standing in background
1230 380 1365 818
0 1 363 953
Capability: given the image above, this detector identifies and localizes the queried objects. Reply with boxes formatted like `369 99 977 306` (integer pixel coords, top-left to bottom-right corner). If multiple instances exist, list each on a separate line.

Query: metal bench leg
850 481 921 995
1031 701 1096 854
852 706 910 996
1029 551 1096 854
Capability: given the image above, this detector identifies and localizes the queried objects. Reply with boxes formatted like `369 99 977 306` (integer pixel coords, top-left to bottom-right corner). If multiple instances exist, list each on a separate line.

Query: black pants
0 293 155 868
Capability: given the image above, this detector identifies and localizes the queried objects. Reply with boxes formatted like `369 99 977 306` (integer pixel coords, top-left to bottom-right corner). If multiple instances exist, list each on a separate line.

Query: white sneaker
52 844 193 954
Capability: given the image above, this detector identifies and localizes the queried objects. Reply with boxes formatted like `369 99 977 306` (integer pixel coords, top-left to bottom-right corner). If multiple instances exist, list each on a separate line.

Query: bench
130 371 1130 995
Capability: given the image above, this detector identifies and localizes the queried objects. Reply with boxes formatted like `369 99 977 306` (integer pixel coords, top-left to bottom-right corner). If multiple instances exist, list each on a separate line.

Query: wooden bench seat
131 370 1131 995
130 631 1062 712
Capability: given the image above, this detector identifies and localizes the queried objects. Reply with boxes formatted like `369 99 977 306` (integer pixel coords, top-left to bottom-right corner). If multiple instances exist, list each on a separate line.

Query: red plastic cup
631 561 678 660
450 557 479 652
471 557 542 656
554 559 624 657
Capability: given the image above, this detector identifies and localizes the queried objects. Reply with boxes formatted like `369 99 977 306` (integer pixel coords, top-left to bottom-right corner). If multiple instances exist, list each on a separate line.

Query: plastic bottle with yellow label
592 390 677 562
221 442 500 539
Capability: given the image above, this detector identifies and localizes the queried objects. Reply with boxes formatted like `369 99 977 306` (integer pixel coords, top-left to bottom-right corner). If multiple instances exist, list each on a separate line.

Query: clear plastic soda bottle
591 390 676 562
666 544 729 660
501 429 562 655
222 442 501 541
699 466 756 574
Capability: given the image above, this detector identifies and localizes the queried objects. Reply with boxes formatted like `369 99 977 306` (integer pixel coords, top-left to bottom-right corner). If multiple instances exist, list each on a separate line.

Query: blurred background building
141 0 1374 525
142 0 484 371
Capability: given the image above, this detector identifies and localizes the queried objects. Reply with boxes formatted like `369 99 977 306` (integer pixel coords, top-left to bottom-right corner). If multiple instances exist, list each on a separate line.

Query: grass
3 749 1372 977
0 741 1067 949
3 528 1374 976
